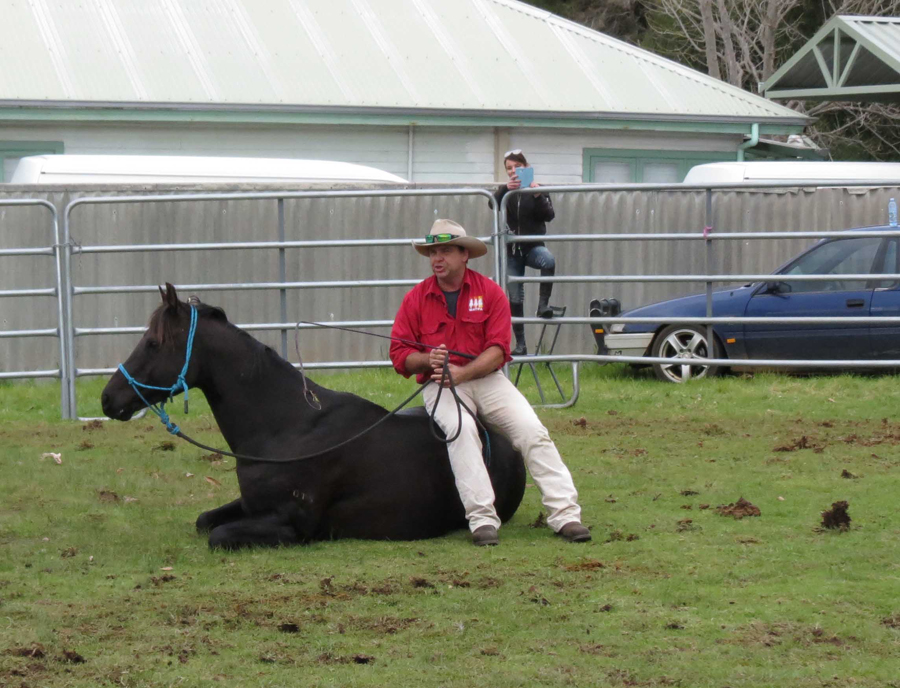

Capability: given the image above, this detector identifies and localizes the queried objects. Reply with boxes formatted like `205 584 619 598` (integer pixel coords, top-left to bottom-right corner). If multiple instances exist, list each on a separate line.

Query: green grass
1 367 899 687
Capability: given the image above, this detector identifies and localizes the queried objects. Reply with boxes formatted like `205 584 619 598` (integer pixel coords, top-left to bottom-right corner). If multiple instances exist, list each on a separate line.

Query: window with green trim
1 142 64 182
582 149 733 183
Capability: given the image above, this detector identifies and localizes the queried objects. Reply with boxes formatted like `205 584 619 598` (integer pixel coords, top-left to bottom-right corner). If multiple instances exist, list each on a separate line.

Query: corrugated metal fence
2 181 899 412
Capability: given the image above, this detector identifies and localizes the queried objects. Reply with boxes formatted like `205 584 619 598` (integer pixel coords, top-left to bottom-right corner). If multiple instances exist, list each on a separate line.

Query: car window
781 236 882 293
874 239 898 289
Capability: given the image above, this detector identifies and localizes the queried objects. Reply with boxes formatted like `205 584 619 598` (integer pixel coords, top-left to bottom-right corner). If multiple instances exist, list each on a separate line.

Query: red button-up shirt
391 268 512 383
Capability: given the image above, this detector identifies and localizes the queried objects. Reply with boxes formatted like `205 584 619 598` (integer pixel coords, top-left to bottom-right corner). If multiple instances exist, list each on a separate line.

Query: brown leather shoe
472 525 499 547
557 522 591 543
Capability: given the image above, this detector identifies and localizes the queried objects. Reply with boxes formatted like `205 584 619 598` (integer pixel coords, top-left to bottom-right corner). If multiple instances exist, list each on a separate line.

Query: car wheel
650 325 723 383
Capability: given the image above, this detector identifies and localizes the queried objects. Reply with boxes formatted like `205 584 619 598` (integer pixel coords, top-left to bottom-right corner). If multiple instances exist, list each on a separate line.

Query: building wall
0 121 741 185
506 128 742 185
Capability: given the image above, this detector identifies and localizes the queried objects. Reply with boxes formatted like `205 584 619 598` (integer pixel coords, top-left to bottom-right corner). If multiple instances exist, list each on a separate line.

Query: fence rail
3 180 900 418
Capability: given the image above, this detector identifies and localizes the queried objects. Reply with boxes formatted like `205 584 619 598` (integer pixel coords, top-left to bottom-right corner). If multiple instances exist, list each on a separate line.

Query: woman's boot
510 302 527 356
536 283 553 318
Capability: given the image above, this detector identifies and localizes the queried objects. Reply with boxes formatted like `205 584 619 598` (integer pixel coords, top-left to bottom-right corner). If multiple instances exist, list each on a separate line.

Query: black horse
101 284 526 549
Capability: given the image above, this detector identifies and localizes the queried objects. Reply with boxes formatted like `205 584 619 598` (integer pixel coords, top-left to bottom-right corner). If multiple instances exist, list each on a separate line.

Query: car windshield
780 236 882 292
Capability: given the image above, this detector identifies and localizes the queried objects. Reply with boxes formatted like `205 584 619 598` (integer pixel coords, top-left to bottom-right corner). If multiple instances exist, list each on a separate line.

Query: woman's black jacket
491 184 555 257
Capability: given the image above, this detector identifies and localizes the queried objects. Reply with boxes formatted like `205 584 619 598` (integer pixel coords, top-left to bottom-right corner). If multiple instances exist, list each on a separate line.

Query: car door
869 238 900 358
742 236 884 361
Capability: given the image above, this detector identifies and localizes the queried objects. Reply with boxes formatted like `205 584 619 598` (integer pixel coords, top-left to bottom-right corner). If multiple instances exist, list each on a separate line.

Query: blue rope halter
117 305 198 435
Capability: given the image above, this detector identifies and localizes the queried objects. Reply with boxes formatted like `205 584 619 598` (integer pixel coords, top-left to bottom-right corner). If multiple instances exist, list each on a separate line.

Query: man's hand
428 344 449 371
429 344 467 387
431 362 469 387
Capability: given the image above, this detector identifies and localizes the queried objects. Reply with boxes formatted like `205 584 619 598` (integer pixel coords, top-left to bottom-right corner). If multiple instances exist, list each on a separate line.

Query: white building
0 0 808 184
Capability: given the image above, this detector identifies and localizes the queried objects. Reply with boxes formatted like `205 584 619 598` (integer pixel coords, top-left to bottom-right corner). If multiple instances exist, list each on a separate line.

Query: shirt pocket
459 309 488 351
419 318 447 350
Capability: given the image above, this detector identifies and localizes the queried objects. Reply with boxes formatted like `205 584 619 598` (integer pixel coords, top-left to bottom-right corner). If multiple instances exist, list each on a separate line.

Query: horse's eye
146 339 159 350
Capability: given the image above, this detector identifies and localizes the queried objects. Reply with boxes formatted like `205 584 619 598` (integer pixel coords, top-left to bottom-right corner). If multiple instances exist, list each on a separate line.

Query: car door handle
846 299 865 308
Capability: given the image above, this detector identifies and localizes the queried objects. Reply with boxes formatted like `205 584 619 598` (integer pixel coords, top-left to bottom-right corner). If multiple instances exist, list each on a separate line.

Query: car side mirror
766 281 791 294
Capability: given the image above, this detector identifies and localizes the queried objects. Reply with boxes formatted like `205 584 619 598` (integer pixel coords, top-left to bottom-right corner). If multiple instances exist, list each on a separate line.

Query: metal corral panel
3 183 900 381
0 0 803 121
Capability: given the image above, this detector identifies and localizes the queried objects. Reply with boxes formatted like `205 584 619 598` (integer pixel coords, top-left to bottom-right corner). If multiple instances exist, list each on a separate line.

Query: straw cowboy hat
413 219 488 258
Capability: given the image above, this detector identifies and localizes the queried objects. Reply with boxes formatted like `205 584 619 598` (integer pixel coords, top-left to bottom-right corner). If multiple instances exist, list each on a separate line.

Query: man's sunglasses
504 149 523 157
424 233 456 244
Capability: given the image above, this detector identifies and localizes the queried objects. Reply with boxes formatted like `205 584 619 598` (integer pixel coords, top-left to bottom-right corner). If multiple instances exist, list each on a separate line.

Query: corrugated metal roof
0 0 803 121
763 15 900 101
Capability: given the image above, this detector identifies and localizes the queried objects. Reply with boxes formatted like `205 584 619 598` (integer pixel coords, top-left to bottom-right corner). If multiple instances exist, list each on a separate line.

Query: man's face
428 244 468 282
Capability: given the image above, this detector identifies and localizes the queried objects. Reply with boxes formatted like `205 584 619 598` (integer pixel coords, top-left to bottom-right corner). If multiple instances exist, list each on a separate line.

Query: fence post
705 188 714 362
278 197 288 359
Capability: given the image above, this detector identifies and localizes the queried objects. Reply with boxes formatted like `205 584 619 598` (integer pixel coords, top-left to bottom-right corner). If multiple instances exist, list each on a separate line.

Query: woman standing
493 149 556 356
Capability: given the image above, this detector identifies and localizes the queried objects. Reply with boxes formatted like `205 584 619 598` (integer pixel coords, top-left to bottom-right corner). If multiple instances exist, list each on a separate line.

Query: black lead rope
170 350 491 466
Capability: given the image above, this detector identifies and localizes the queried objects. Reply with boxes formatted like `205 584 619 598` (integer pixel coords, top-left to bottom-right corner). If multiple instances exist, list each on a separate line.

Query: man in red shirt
390 219 590 546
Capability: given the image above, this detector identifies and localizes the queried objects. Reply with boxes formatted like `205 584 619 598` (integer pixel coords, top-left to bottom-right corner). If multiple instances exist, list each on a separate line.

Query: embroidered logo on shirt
468 295 484 312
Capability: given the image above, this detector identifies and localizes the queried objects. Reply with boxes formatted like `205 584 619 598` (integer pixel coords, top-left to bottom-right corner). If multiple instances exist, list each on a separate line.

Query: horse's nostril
101 392 111 410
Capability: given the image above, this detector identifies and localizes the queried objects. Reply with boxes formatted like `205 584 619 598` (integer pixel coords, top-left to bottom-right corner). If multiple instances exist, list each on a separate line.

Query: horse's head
101 283 227 421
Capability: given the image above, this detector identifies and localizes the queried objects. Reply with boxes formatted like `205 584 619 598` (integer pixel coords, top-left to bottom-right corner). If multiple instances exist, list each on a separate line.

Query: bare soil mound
716 497 761 520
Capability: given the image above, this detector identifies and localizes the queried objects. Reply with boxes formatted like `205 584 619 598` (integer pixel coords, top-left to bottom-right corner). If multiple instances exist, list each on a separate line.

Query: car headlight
609 323 626 334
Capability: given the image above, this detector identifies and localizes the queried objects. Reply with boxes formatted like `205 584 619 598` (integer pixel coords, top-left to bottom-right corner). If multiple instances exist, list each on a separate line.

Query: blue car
594 227 900 382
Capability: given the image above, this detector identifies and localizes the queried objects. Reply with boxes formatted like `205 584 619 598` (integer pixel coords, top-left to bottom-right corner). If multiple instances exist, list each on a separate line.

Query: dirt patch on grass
605 530 639 542
722 622 849 649
346 616 419 635
370 581 399 595
716 497 760 519
578 643 612 655
882 613 900 629
7 644 45 658
675 518 696 532
720 622 792 647
61 649 86 663
82 420 104 432
317 652 374 665
840 469 859 479
475 577 503 589
564 559 605 572
409 577 434 589
821 501 851 530
841 430 900 447
98 490 120 503
774 435 824 453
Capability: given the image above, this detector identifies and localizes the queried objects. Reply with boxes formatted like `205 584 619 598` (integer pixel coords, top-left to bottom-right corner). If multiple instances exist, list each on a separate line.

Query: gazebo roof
763 15 900 102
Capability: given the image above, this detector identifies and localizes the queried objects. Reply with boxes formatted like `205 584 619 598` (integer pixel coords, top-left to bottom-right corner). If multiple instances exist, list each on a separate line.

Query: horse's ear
162 282 179 311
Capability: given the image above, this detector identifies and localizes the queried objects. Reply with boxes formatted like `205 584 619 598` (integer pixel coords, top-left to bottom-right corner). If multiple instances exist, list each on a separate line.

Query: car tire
650 325 723 383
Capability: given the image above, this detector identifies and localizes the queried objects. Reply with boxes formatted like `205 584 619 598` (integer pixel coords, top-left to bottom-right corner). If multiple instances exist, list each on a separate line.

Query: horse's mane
147 303 182 347
148 301 303 378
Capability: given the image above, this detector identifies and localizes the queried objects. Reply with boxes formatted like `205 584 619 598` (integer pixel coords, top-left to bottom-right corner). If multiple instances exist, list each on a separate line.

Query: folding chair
511 305 569 405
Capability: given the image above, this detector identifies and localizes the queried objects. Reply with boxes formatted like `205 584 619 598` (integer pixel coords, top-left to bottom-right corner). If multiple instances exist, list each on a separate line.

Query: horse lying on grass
101 284 526 549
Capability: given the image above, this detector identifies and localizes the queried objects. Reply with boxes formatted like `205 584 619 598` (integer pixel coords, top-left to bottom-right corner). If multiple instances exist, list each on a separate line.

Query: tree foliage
523 0 900 161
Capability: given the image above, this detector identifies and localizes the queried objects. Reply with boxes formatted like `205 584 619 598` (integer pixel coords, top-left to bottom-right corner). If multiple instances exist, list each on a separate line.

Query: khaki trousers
422 371 582 533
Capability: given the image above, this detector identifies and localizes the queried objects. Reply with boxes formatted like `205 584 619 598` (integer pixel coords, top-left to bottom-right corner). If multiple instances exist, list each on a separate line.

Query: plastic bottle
890 197 898 227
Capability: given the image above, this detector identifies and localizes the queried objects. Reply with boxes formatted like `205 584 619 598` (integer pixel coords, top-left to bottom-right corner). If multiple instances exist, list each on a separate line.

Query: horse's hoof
196 513 214 533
